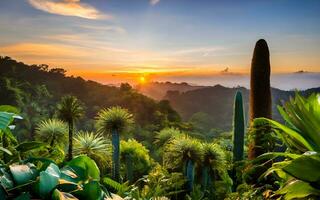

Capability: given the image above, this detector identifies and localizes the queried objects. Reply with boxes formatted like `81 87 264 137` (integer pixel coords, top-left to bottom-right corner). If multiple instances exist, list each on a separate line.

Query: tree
201 143 231 197
35 119 68 148
95 106 134 181
57 95 84 161
163 136 203 191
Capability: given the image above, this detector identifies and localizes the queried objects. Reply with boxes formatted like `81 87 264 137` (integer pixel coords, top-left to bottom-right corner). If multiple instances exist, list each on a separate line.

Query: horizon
0 0 320 87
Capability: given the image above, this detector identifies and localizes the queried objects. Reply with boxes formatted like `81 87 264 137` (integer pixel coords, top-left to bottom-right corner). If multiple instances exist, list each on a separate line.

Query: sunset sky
0 0 320 87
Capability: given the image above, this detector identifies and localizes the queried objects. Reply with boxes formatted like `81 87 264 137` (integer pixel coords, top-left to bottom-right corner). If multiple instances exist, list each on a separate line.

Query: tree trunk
112 129 120 182
126 154 133 183
186 159 194 192
201 166 209 189
67 121 73 161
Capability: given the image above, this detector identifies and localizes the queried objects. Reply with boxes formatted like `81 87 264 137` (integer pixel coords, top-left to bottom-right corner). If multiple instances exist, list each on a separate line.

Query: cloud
150 0 160 6
28 0 111 20
78 25 126 34
170 47 224 56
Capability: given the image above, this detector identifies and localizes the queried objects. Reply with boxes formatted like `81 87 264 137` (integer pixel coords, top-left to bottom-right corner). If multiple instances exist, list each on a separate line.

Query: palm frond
163 136 203 169
35 118 68 147
57 95 84 123
73 131 111 156
95 106 134 135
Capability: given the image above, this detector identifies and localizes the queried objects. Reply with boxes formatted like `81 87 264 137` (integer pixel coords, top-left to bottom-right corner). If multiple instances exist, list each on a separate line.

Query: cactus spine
248 39 272 159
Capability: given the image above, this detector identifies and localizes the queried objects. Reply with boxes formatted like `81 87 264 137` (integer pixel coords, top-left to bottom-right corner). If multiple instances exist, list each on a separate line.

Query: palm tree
163 136 203 191
201 143 230 197
96 106 134 181
35 119 68 148
57 95 84 161
73 131 111 174
73 131 110 156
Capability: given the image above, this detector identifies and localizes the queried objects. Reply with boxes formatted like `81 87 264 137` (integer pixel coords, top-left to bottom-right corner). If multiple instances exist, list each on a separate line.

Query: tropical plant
0 105 22 162
201 143 231 198
264 93 320 153
96 106 134 182
73 131 111 174
232 91 245 191
57 95 84 161
233 91 245 162
120 139 153 183
249 39 272 159
244 93 320 199
35 119 68 148
125 165 186 199
0 155 110 199
163 136 203 191
154 127 182 159
155 127 182 147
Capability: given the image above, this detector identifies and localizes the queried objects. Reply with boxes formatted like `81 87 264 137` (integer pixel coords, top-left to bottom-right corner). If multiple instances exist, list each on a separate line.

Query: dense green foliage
232 93 320 199
1 39 319 200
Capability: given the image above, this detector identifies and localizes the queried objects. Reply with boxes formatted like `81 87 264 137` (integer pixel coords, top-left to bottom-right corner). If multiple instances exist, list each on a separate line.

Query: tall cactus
248 39 272 159
233 91 245 162
232 91 245 191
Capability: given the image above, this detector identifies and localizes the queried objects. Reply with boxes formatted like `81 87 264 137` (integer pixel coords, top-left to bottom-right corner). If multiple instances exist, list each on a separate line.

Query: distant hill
164 84 320 131
136 82 206 100
0 56 181 136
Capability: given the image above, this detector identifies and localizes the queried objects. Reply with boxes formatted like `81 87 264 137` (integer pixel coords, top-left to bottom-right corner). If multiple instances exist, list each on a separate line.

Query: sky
0 0 320 89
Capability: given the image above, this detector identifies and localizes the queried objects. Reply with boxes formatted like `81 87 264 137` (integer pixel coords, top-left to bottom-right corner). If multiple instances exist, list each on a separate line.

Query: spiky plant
249 39 272 159
96 106 134 181
201 143 230 197
57 95 84 161
163 136 203 191
35 119 68 148
73 131 111 173
120 139 152 183
73 131 110 156
155 127 182 146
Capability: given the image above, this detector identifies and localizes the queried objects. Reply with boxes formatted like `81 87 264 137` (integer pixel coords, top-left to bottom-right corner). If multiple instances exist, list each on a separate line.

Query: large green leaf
64 155 100 181
283 154 320 183
276 179 320 199
38 163 61 198
255 118 317 151
252 152 301 164
60 167 80 183
56 179 81 193
0 168 14 189
0 105 20 114
0 147 12 156
73 181 105 200
52 189 78 200
0 112 14 131
14 192 31 200
15 141 47 153
9 163 38 185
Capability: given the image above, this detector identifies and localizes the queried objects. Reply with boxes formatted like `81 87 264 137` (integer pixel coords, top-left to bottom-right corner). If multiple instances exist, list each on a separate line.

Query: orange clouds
28 0 111 19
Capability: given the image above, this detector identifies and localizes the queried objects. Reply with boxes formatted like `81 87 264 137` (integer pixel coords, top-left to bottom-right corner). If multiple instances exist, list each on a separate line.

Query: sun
139 76 146 84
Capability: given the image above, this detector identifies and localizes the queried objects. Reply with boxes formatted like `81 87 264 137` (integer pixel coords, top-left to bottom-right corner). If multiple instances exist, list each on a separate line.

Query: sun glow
139 76 146 84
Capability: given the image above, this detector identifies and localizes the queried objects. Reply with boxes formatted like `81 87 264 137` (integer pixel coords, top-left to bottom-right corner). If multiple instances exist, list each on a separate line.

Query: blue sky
0 0 319 87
